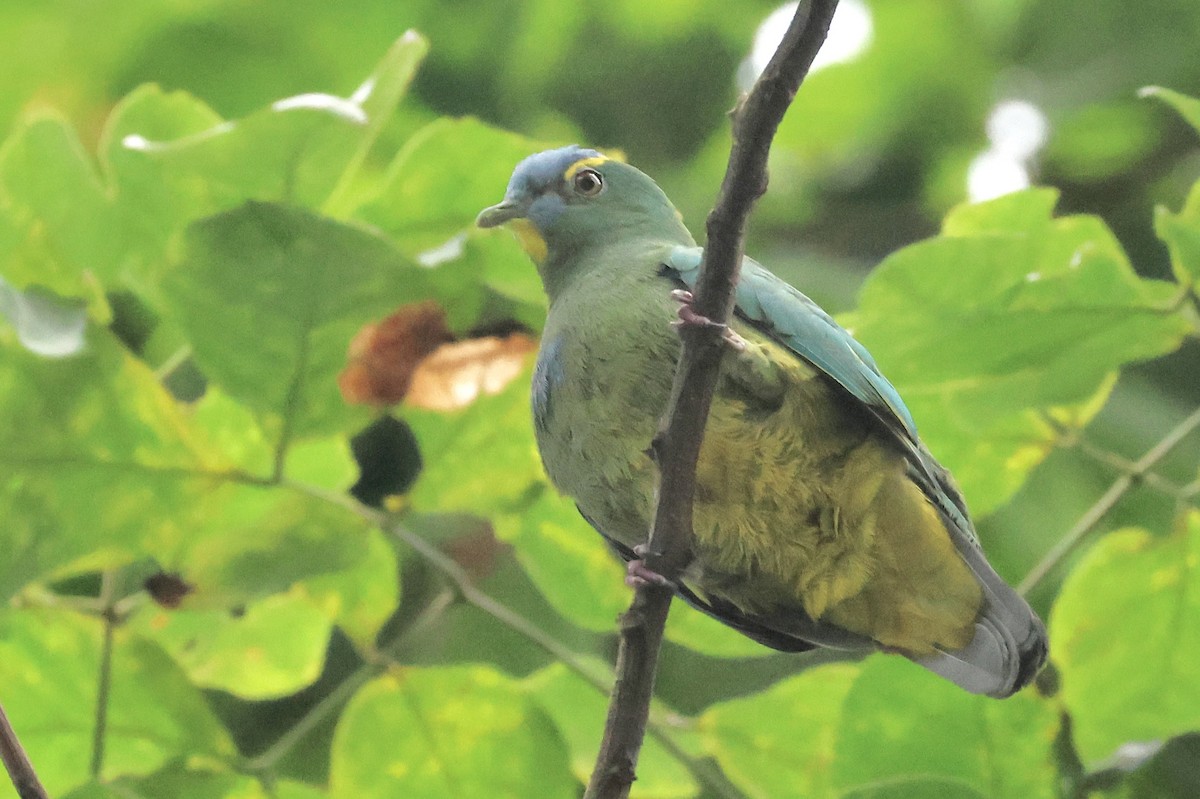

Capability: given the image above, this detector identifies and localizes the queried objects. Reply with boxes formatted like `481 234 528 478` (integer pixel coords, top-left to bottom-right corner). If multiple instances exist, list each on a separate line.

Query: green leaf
77 764 274 799
186 387 276 475
358 116 547 253
0 32 428 313
699 663 860 799
330 666 577 799
840 779 988 798
1050 513 1200 763
165 202 430 438
283 433 358 490
130 590 331 699
60 784 126 799
173 488 375 607
406 366 543 516
0 328 376 604
0 114 120 308
101 32 428 261
110 89 363 220
524 662 698 798
494 485 628 632
851 188 1190 513
832 657 1058 799
1155 176 1200 285
323 31 430 217
0 609 234 797
0 332 212 600
300 526 400 650
1141 86 1200 134
274 782 330 799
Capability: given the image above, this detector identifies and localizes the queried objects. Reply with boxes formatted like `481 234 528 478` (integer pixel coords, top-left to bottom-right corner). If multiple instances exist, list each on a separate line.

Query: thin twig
1040 412 1190 500
0 702 50 799
1019 405 1200 596
1071 437 1190 499
283 480 743 798
91 571 118 780
246 588 456 773
284 479 612 693
585 3 839 798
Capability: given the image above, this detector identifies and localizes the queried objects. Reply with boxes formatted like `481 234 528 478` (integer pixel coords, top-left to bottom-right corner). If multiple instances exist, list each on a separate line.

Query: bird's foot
624 544 675 589
670 290 746 351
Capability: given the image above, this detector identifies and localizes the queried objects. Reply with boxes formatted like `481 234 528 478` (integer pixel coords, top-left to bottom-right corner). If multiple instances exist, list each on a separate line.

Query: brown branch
0 702 50 799
584 3 840 798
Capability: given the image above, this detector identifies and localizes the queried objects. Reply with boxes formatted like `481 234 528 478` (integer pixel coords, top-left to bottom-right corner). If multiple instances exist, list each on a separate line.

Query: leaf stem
91 570 118 779
0 456 278 488
153 345 193 382
272 310 316 483
1019 405 1200 596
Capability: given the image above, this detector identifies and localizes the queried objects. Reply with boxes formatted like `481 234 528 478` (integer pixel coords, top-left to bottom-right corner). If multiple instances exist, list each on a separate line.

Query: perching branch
1019 404 1200 597
584 3 840 798
0 702 49 799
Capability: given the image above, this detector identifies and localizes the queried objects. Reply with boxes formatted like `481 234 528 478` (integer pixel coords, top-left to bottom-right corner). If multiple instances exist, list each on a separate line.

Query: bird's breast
533 269 681 545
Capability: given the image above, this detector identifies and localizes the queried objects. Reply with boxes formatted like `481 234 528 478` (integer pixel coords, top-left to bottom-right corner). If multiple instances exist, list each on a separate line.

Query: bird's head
476 145 692 271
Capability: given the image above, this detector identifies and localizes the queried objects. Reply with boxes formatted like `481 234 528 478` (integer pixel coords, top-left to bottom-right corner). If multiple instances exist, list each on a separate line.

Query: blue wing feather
666 246 919 438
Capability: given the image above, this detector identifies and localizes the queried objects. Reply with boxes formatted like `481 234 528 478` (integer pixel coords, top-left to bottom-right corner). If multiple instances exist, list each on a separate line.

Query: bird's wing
660 247 1047 695
664 245 977 544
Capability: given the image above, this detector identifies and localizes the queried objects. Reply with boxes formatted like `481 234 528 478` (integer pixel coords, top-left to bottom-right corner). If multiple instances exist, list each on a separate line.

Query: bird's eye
573 168 604 197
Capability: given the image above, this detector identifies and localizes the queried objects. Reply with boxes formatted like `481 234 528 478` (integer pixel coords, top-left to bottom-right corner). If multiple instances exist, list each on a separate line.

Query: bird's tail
911 538 1047 698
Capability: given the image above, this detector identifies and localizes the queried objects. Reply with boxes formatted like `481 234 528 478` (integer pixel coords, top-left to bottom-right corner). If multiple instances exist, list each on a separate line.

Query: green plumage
478 145 1047 697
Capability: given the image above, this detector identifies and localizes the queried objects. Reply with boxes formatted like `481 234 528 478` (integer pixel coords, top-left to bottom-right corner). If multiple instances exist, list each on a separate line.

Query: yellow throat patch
510 218 548 263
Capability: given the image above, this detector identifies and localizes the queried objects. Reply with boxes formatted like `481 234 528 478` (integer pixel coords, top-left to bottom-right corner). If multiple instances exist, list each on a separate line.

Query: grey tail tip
913 603 1049 699
986 594 1050 698
985 608 1050 699
1009 616 1050 696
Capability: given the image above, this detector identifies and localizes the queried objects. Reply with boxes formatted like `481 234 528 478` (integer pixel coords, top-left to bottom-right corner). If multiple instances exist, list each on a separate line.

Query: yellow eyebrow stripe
563 156 609 181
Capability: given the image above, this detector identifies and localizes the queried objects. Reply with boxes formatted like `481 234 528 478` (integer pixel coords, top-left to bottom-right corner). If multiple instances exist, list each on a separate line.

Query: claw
625 544 674 589
670 290 747 351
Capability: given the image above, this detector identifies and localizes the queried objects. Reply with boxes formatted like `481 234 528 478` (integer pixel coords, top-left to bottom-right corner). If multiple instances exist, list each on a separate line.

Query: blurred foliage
1 1 1200 798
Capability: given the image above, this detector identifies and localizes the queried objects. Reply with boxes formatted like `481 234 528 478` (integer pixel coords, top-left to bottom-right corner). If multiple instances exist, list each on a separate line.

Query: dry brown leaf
338 301 454 406
407 332 537 411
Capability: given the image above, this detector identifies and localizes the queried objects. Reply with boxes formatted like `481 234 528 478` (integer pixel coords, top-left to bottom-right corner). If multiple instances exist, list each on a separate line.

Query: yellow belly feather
687 334 982 655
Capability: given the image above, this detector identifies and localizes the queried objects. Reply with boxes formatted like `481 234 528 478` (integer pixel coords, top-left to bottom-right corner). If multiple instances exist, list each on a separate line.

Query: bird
476 145 1047 697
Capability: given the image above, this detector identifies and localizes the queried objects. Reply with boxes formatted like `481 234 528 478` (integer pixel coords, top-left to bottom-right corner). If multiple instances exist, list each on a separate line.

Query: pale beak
476 199 526 229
